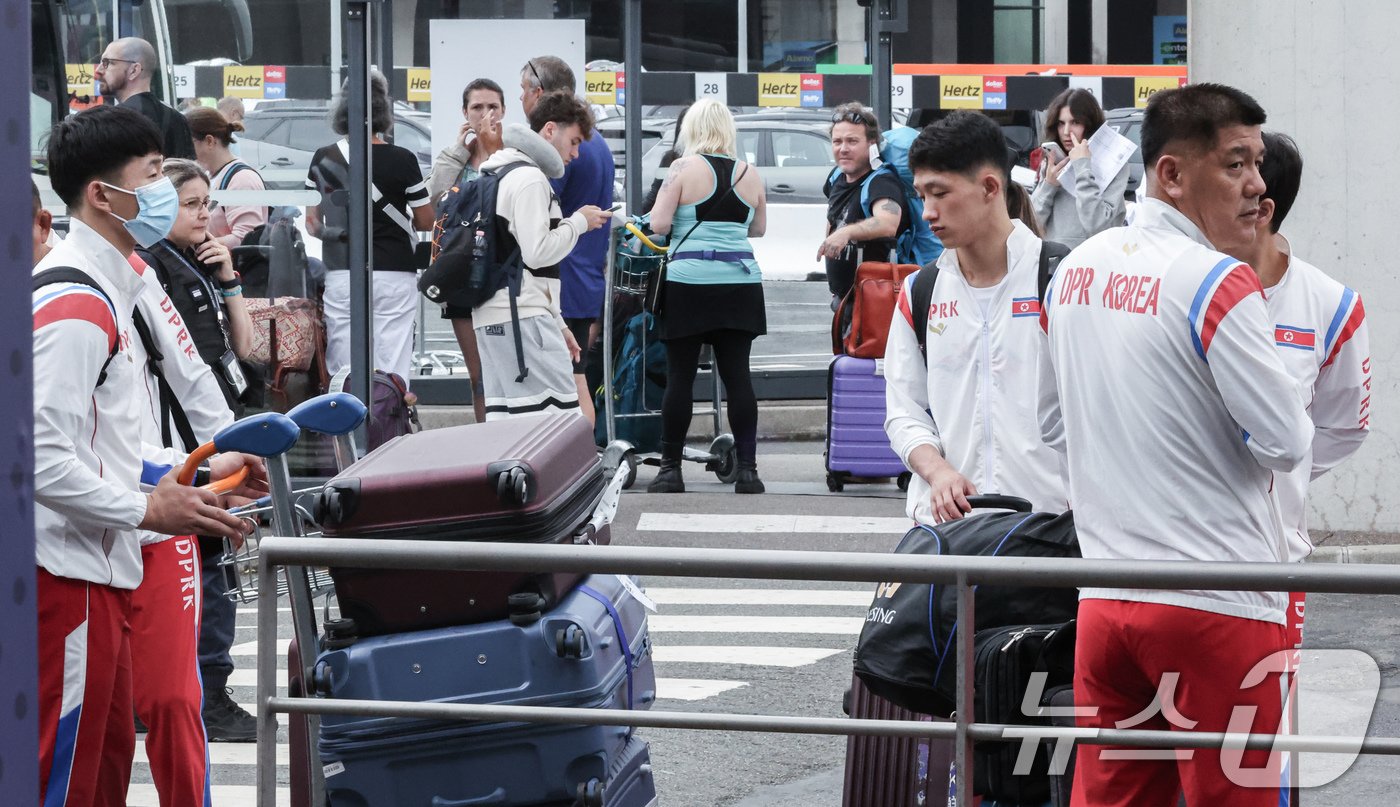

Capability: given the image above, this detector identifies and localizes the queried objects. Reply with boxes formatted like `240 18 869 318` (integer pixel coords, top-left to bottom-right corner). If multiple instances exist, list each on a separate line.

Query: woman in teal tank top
647 99 769 494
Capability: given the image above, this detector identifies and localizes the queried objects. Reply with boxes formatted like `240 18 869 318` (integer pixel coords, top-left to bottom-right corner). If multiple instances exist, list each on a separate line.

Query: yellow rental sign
939 75 983 109
585 71 618 105
1134 76 1181 108
67 63 96 94
758 73 800 107
223 65 265 99
407 68 431 103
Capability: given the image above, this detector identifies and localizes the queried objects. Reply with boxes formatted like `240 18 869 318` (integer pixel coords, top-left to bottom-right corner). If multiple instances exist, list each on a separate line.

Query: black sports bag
852 495 1080 717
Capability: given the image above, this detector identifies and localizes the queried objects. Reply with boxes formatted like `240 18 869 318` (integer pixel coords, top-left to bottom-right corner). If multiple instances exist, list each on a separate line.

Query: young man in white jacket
33 105 258 807
472 91 611 420
1037 84 1313 806
1232 133 1371 804
884 111 1068 524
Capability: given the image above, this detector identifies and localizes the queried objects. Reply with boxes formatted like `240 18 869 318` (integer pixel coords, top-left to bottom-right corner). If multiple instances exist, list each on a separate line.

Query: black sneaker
202 686 257 742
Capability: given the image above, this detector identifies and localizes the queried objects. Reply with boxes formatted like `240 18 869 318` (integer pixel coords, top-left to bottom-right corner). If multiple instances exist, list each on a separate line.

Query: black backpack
419 161 532 381
852 495 1080 719
911 239 1071 354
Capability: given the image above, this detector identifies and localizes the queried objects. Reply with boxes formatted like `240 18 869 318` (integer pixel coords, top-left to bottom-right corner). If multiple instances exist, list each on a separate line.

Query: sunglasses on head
832 109 873 125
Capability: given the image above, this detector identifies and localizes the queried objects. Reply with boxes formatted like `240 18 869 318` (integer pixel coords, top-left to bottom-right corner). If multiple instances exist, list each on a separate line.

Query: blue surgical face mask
102 176 179 248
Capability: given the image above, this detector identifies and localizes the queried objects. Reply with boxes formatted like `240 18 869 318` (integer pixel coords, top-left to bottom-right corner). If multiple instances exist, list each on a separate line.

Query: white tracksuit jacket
1263 239 1371 562
884 220 1069 525
34 220 158 589
130 253 237 546
1037 199 1313 624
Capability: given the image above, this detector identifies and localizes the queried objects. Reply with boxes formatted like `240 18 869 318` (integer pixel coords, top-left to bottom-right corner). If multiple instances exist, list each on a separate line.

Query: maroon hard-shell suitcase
312 413 607 635
843 674 965 807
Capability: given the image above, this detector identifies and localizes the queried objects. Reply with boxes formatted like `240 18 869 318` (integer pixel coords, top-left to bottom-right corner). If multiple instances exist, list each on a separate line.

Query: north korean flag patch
1011 297 1041 318
1275 325 1316 350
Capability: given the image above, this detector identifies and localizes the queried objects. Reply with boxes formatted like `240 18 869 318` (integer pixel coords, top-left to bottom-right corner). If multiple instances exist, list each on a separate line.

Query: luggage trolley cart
211 394 369 807
599 220 739 489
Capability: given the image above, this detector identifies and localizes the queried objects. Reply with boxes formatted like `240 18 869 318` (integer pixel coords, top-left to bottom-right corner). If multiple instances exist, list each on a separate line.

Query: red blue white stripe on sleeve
897 274 915 329
1187 257 1264 361
33 284 119 353
1321 288 1365 370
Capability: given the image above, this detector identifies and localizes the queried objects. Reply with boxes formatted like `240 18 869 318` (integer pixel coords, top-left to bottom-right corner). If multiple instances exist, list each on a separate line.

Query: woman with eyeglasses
647 98 768 494
135 158 255 415
1031 88 1130 248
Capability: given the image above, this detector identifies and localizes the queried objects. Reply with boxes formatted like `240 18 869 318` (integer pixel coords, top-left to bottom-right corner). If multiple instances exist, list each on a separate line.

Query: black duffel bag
852 495 1080 718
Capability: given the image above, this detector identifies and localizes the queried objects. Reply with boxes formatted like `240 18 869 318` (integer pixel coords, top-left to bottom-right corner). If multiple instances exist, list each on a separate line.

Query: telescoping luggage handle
964 494 1033 513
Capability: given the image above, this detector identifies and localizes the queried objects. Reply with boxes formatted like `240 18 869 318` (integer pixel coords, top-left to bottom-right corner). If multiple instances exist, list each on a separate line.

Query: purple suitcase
826 355 911 492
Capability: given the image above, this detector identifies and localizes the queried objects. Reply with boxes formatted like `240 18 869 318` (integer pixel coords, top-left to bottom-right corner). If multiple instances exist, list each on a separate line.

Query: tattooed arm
815 197 902 260
648 156 689 236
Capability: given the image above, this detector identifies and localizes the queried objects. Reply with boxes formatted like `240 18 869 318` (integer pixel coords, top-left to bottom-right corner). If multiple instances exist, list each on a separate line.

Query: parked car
638 119 837 205
237 101 433 190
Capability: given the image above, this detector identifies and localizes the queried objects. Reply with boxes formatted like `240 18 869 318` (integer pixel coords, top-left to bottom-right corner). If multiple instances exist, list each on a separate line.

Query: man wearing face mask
95 37 197 160
33 105 262 807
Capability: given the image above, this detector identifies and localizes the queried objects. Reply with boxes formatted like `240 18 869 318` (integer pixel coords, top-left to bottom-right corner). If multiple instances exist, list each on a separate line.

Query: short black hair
47 105 163 208
1140 83 1266 170
462 77 505 110
528 90 593 138
907 111 1008 181
1259 131 1303 234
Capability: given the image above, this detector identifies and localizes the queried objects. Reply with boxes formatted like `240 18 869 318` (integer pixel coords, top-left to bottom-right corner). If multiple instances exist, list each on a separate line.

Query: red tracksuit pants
37 570 135 807
129 537 212 807
1072 599 1287 807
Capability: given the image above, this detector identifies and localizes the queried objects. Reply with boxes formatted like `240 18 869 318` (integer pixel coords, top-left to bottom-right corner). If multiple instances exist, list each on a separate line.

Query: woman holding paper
1031 88 1130 247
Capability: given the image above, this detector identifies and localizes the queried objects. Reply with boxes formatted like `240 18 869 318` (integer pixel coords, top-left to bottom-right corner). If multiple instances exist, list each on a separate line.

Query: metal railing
253 537 1400 806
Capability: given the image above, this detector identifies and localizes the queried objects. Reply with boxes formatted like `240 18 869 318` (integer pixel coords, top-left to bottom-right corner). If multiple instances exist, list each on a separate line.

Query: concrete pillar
1043 0 1069 64
1091 0 1108 62
1193 0 1399 532
835 0 866 64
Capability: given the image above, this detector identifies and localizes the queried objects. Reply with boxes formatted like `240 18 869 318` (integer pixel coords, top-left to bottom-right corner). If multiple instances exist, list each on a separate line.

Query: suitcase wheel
488 461 536 506
826 472 845 492
508 592 546 626
897 471 912 492
311 661 334 696
576 778 604 807
555 624 586 659
711 444 739 484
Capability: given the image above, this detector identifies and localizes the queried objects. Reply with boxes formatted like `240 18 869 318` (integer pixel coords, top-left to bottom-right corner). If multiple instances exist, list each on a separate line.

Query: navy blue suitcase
562 734 658 807
315 574 655 806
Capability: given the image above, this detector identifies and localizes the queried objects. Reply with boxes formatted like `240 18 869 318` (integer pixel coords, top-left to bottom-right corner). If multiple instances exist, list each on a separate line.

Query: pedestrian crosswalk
129 511 880 804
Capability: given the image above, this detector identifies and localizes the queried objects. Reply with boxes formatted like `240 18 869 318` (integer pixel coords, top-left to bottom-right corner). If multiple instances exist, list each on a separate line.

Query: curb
417 402 829 442
1306 545 1400 564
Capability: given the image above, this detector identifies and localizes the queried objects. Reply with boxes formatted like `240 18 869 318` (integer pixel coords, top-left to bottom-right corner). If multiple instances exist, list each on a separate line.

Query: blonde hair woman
647 98 768 494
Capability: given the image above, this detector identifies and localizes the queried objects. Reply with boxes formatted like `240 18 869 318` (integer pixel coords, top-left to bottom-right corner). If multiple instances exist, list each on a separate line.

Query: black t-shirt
306 142 429 272
824 168 909 268
121 92 197 160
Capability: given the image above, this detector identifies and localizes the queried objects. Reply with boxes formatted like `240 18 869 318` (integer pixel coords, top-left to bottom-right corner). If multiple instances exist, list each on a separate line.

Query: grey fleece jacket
472 124 590 330
1030 156 1130 249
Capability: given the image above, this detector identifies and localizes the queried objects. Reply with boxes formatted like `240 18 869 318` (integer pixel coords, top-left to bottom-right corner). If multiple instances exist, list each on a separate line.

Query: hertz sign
939 75 983 109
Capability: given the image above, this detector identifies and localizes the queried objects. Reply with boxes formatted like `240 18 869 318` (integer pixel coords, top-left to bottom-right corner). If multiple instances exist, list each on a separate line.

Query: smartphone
1041 141 1066 163
609 203 623 212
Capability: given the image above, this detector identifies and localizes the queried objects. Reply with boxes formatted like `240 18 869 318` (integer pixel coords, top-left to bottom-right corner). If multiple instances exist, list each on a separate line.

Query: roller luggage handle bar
624 222 668 254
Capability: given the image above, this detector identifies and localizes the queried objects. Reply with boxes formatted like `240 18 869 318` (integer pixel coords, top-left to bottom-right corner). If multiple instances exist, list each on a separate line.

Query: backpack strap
217 161 254 191
1038 239 1071 304
913 240 1071 356
130 308 199 452
33 267 121 388
911 262 940 356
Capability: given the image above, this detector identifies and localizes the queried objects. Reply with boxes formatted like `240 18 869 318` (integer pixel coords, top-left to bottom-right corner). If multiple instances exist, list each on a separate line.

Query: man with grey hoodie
473 90 612 420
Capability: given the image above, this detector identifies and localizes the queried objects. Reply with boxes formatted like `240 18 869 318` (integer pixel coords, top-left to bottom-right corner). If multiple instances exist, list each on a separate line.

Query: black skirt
657 280 767 341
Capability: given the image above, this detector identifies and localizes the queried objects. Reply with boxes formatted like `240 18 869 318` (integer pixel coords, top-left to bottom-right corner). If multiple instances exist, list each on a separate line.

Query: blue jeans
197 541 236 691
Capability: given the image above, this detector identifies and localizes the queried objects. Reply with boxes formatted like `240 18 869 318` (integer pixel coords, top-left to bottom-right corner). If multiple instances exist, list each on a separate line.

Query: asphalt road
127 442 1400 806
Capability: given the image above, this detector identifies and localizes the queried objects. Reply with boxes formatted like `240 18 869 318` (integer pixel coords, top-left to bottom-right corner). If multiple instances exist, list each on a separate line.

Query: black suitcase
972 621 1076 805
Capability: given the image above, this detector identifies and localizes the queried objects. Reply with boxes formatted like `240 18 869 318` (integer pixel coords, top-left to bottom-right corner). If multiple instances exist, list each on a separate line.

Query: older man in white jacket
884 111 1068 524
